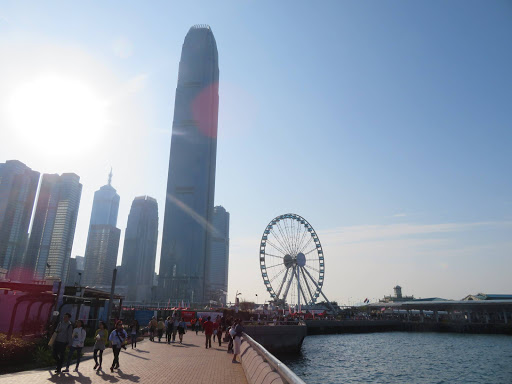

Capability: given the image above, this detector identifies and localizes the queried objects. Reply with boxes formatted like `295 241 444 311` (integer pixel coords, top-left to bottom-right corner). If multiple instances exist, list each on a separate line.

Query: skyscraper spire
108 167 113 186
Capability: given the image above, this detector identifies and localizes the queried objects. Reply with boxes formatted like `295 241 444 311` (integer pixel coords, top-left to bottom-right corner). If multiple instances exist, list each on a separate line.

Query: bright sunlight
7 74 108 157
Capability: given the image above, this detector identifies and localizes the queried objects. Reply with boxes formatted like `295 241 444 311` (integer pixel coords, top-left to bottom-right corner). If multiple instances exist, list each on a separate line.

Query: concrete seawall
244 325 307 354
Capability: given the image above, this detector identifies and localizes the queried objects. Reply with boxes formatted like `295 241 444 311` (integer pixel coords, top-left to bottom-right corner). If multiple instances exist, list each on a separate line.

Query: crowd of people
50 312 246 375
146 314 245 363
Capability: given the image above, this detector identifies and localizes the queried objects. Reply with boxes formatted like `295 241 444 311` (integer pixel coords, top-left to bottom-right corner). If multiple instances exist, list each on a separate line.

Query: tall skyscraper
207 206 230 305
0 160 39 276
82 171 121 287
121 196 158 302
159 25 219 305
23 173 82 281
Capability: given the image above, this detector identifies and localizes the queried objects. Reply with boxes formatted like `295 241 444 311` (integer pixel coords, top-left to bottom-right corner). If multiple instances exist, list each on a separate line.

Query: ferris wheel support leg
281 268 294 304
297 266 301 314
300 266 316 305
302 267 338 314
276 268 289 299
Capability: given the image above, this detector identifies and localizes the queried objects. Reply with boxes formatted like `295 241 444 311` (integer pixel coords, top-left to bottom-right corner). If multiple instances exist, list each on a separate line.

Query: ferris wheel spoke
295 229 309 256
288 219 298 254
293 220 304 254
280 220 295 255
304 246 318 256
265 264 283 269
266 238 288 256
298 236 314 254
305 264 320 274
269 267 286 283
265 252 284 259
269 229 289 255
275 223 293 255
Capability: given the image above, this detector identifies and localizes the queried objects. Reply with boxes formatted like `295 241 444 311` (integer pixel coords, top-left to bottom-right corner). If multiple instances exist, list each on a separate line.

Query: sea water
280 332 512 383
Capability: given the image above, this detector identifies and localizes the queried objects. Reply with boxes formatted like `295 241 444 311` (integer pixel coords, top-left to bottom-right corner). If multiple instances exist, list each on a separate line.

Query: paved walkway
0 333 247 384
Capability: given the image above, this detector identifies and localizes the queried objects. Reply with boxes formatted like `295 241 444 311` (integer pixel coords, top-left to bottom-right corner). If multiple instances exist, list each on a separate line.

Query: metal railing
242 332 306 384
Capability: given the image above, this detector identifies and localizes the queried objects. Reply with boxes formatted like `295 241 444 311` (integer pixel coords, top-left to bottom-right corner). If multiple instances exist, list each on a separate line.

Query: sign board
134 310 155 326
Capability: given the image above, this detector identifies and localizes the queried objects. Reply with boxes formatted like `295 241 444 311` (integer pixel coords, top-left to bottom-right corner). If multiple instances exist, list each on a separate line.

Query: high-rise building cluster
1 25 230 305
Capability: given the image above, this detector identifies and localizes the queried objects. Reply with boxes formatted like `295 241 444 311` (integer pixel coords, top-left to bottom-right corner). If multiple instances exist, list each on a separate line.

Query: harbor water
281 332 512 383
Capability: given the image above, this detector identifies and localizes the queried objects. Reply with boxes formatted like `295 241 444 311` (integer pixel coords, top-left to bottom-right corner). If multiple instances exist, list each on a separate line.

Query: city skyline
0 1 510 304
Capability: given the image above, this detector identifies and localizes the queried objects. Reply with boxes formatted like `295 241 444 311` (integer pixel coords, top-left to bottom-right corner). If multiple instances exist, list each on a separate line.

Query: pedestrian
227 325 235 354
93 321 108 370
213 320 218 342
109 320 128 372
217 320 223 347
52 312 73 374
157 318 165 342
63 319 86 372
203 316 213 349
177 317 187 344
195 317 201 335
130 320 139 349
149 316 157 341
172 316 179 342
165 316 172 344
232 319 244 363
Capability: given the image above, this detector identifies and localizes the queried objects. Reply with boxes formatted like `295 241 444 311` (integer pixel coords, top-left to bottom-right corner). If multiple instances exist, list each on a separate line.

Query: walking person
130 320 139 349
165 316 172 344
232 319 244 364
195 317 200 335
52 313 73 374
203 316 213 349
148 316 157 341
63 320 86 372
157 318 165 342
177 317 187 344
172 316 179 342
217 320 223 347
109 320 128 372
93 321 108 371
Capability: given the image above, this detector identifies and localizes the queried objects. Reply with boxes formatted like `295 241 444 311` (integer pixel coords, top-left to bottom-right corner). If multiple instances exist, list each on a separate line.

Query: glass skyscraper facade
23 173 82 281
159 25 219 305
121 196 158 302
207 206 230 305
0 160 39 277
82 173 121 287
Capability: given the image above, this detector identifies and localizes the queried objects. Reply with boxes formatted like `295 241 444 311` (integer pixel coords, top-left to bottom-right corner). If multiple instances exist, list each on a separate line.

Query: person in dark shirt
53 313 73 374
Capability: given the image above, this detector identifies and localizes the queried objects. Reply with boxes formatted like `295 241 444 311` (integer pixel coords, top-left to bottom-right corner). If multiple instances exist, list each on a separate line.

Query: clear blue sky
1 1 511 304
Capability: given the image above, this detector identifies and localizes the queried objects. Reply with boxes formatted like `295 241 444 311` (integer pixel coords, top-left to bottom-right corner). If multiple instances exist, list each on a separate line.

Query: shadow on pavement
117 369 140 382
47 371 92 384
122 351 150 360
95 369 119 383
133 349 150 353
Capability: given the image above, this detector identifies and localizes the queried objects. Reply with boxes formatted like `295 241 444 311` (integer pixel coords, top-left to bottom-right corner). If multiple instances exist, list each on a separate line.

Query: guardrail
242 332 306 384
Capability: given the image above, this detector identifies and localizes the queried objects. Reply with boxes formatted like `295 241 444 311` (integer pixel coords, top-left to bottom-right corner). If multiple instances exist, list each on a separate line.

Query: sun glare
7 74 108 156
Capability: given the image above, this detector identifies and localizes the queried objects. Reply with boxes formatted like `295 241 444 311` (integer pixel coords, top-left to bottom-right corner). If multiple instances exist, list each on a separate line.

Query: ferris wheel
259 213 331 308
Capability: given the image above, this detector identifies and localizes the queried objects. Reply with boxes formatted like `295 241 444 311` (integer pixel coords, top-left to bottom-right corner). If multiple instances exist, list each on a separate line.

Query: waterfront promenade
0 333 247 384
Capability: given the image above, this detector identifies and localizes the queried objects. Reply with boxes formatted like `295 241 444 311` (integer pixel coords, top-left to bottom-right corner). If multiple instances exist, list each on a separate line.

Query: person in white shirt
109 320 128 372
63 320 86 372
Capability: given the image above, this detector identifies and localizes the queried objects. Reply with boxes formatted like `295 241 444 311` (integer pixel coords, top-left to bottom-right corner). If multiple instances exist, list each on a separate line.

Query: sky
0 1 511 305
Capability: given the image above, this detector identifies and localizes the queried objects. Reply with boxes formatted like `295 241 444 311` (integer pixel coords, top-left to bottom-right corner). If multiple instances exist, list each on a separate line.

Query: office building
159 25 219 305
82 171 121 287
121 196 158 302
0 160 39 277
23 173 82 281
207 206 229 305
